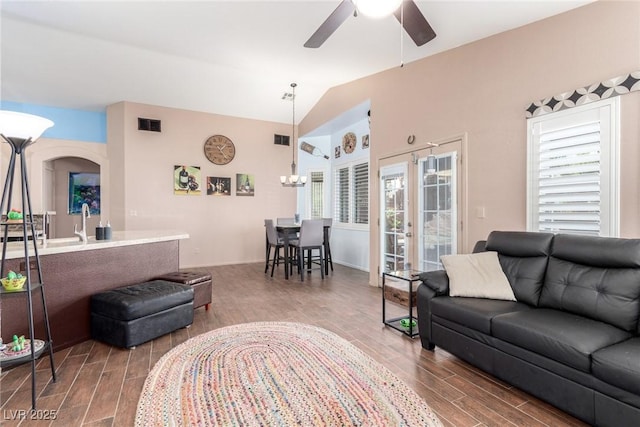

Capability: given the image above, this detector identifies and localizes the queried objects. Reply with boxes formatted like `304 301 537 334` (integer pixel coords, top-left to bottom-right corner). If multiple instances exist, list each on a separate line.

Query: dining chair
264 219 286 277
290 219 324 282
310 218 334 274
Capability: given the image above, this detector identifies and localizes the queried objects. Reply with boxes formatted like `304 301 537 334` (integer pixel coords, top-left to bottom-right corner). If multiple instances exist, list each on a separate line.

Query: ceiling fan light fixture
354 0 402 19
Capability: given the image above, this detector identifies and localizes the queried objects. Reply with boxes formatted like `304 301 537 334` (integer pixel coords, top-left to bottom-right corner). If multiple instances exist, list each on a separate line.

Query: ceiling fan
304 0 436 48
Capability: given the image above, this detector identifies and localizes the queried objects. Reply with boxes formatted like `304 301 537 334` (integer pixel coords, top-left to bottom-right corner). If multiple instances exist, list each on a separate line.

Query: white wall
297 135 331 218
328 118 371 271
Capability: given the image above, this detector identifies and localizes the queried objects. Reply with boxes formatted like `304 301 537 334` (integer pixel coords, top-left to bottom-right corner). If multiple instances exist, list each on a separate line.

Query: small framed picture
207 176 231 196
362 134 370 149
174 165 201 195
68 172 100 214
236 173 255 196
334 146 341 159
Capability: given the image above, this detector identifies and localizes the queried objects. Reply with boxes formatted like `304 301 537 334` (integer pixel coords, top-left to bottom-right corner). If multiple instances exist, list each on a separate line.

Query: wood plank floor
0 263 588 426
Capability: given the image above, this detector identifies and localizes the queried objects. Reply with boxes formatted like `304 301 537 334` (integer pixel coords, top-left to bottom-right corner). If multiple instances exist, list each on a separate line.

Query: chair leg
270 246 279 277
319 246 325 279
265 245 271 273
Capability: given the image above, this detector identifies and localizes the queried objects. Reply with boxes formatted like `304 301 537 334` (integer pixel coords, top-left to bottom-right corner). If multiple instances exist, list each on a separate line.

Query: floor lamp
0 110 57 409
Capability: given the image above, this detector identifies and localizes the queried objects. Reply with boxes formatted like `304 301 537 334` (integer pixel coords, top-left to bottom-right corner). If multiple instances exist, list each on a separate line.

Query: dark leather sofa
417 231 640 426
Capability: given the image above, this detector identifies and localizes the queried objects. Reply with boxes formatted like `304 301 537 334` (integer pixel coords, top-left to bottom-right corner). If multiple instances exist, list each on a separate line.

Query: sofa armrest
417 270 450 296
473 240 487 253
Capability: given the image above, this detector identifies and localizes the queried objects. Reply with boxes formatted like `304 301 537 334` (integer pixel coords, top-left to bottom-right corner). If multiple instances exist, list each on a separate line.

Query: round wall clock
204 135 236 165
342 132 357 154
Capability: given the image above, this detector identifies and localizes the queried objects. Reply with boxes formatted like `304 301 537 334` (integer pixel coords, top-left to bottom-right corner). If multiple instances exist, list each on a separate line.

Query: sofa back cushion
539 234 640 332
485 231 554 306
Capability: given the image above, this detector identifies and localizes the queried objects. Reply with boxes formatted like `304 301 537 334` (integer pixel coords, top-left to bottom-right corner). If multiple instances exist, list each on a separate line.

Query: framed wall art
362 134 370 149
236 173 255 196
207 176 231 196
68 172 101 214
174 165 202 195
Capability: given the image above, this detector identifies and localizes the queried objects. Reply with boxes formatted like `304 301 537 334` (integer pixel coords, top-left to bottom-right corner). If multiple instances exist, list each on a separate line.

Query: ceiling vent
138 118 161 132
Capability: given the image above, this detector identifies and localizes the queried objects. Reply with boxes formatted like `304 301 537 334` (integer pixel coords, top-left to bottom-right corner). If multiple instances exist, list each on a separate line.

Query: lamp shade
355 0 402 18
426 154 437 175
0 110 54 141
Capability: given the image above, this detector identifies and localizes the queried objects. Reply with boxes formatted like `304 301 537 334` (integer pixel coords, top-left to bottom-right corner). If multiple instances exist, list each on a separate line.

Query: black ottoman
90 280 194 349
154 270 212 311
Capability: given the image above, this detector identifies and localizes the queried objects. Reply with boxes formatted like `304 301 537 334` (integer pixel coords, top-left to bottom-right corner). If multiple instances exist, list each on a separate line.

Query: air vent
138 118 161 132
274 134 290 146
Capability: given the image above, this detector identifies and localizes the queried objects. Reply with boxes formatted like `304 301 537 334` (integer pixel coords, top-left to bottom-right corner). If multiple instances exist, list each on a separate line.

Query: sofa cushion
539 234 640 333
492 309 632 373
592 338 640 396
441 251 516 301
431 297 532 335
485 231 554 306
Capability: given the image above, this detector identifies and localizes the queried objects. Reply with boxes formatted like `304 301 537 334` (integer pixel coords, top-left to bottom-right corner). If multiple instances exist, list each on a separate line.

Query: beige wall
51 157 101 238
299 1 640 285
107 102 297 267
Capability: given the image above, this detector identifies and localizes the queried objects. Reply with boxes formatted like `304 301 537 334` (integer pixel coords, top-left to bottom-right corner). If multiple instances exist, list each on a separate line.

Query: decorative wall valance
526 71 640 118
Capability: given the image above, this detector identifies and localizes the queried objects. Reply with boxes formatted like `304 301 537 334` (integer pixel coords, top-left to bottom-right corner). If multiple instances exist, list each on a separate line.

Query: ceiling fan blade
304 0 356 48
394 0 436 46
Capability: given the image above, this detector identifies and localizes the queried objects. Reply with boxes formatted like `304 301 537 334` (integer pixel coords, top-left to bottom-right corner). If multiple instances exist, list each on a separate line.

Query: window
527 98 619 236
353 163 369 224
334 161 369 226
309 171 324 219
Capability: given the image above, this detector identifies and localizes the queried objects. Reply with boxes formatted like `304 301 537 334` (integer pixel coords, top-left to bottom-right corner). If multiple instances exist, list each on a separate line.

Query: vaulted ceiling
0 1 593 125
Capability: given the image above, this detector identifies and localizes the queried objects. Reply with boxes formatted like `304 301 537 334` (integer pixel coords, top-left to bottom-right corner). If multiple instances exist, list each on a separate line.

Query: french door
379 140 462 275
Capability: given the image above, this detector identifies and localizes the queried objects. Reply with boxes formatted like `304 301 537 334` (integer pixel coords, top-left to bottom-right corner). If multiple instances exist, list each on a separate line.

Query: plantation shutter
335 167 350 223
353 162 369 224
527 98 618 237
310 171 324 219
537 122 601 235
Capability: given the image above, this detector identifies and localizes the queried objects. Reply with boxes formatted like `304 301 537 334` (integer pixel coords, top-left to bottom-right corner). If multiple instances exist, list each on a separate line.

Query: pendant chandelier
280 82 306 187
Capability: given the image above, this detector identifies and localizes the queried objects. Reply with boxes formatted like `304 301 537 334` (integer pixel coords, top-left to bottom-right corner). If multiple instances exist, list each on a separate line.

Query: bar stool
265 219 295 277
265 219 283 276
290 219 324 282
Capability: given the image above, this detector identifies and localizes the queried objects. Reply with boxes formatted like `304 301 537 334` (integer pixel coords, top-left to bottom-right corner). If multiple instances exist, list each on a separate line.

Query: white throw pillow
440 251 516 301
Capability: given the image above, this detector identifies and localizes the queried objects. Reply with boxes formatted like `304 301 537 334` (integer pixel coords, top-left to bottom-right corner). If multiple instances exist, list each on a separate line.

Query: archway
28 140 109 238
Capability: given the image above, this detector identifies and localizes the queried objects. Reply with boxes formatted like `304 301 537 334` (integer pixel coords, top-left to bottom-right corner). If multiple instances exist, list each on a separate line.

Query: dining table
274 224 331 280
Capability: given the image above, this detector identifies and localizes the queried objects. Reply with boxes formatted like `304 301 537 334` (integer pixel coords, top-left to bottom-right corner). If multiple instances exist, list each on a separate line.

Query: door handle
405 232 413 237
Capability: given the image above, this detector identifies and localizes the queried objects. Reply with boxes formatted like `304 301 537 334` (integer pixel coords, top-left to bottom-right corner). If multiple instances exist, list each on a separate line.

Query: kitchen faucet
73 203 90 243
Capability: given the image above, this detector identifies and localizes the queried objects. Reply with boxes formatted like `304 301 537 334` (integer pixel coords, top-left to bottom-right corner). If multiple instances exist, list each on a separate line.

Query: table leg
408 280 413 337
382 273 386 324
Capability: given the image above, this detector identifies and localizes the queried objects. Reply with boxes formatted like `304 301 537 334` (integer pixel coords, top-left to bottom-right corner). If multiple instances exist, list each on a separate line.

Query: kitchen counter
1 230 189 351
2 229 189 259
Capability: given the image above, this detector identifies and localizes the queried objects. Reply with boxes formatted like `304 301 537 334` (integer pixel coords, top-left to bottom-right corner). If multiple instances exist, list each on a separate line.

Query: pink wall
107 102 297 267
299 1 640 284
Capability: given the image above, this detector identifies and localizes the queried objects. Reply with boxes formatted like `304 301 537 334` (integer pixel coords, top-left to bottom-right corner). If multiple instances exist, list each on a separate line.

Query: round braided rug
135 322 442 426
